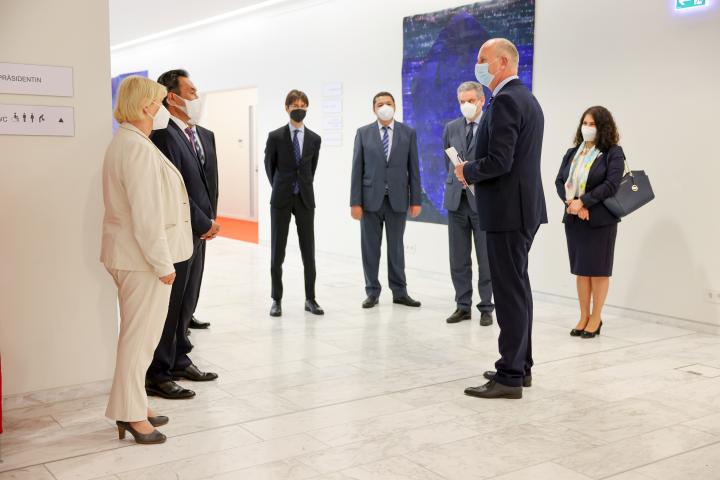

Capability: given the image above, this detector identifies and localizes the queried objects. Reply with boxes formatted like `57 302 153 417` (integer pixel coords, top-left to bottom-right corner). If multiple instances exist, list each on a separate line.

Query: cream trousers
105 268 170 422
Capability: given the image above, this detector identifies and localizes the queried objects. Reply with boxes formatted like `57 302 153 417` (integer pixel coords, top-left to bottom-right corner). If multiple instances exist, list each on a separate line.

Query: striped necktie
185 126 205 166
382 126 389 162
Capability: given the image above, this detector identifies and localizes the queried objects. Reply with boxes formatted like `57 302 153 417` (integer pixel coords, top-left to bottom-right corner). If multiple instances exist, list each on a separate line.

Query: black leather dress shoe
393 295 421 307
362 295 379 309
483 370 532 387
464 380 523 399
270 300 282 317
171 364 218 382
189 316 210 329
145 380 195 399
479 312 494 326
305 299 325 315
446 309 471 324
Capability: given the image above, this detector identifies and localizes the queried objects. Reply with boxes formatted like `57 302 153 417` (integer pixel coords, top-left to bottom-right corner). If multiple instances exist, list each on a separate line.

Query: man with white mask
442 82 494 326
145 69 219 400
350 92 422 309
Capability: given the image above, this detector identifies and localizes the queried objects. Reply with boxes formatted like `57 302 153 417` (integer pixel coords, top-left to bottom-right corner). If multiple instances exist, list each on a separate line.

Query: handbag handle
606 149 637 190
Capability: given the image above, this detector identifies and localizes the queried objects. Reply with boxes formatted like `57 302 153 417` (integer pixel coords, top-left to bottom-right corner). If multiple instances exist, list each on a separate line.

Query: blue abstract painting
402 0 535 224
111 70 148 133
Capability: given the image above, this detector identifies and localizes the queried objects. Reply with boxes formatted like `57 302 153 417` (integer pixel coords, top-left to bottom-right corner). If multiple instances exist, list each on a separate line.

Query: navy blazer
443 116 478 213
264 125 321 209
151 121 215 237
462 79 547 232
349 121 422 213
555 145 625 227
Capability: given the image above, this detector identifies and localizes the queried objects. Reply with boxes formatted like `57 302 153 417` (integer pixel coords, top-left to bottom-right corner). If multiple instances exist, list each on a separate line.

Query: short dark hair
285 89 309 107
373 91 395 108
574 105 620 153
157 69 189 107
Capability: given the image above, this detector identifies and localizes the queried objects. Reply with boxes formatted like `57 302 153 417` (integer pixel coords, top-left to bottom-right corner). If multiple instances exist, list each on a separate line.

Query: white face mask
581 125 597 142
179 96 204 124
149 102 171 130
460 101 479 120
376 104 395 122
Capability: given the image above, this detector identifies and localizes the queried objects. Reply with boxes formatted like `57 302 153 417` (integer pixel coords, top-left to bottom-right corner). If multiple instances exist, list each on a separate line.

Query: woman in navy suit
555 106 624 338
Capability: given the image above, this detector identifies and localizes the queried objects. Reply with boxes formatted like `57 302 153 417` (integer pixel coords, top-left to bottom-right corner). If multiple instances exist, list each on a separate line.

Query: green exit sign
676 0 707 9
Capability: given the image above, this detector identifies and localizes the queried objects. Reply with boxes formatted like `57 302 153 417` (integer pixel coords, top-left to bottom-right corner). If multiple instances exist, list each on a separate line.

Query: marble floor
3 237 720 480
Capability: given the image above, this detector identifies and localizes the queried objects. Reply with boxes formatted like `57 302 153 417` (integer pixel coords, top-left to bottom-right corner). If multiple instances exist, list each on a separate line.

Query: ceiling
108 0 274 47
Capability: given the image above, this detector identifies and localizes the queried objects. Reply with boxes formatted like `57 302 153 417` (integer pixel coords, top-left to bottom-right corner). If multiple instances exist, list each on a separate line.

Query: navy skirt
564 221 617 277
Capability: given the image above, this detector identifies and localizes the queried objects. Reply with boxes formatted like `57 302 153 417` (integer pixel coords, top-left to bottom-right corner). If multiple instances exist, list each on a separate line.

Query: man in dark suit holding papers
455 39 547 399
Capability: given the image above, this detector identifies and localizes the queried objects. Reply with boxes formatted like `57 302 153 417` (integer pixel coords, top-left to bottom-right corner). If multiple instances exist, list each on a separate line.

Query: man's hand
201 220 221 240
566 199 584 215
351 205 363 220
409 205 422 218
454 161 468 186
577 207 590 221
160 272 176 285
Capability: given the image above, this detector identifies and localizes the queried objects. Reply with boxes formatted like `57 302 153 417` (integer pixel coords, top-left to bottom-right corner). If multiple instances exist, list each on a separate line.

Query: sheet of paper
445 147 475 196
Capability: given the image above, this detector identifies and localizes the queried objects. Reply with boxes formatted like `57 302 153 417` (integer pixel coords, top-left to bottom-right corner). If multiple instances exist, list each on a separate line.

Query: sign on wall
0 62 74 97
676 0 707 9
0 104 75 136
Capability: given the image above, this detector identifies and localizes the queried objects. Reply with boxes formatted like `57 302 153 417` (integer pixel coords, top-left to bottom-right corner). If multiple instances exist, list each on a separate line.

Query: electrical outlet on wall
704 289 720 304
405 243 417 255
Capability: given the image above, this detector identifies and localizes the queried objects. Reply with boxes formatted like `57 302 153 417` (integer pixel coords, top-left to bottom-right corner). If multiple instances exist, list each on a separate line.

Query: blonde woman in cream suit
101 76 192 444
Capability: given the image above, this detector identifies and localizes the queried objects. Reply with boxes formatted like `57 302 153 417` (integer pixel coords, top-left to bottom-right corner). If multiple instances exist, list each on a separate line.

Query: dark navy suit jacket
463 79 547 232
151 121 217 237
555 145 625 227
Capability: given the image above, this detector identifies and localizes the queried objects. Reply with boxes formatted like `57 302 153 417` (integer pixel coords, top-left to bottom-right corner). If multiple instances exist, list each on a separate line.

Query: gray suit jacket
350 120 422 213
442 116 478 212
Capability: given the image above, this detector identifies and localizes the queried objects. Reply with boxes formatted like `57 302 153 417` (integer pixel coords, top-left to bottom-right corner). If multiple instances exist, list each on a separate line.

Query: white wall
111 0 720 327
0 0 118 395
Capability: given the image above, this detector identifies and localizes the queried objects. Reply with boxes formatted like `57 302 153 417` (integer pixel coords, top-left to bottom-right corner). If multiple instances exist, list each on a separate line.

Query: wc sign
676 0 707 9
0 104 74 136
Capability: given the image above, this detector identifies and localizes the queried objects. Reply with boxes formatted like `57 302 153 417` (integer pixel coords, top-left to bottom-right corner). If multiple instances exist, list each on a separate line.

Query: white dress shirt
492 75 520 97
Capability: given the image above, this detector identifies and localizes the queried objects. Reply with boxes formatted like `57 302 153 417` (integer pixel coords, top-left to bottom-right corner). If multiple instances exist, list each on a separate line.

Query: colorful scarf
565 144 601 201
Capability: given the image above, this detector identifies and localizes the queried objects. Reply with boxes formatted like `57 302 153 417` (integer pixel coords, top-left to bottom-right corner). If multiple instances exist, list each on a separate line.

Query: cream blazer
100 123 193 277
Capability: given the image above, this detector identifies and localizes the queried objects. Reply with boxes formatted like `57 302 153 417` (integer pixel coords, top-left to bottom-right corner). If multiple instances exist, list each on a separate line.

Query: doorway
201 87 259 243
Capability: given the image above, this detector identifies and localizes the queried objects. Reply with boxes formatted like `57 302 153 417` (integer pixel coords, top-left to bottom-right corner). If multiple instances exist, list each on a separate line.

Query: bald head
477 38 519 90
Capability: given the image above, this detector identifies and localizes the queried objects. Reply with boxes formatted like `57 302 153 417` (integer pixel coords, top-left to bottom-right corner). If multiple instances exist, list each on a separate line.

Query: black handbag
603 160 655 218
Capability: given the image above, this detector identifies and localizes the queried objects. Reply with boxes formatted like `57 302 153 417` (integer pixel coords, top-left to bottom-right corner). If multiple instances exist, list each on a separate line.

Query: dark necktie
466 122 476 149
292 129 301 194
185 127 205 166
382 126 390 162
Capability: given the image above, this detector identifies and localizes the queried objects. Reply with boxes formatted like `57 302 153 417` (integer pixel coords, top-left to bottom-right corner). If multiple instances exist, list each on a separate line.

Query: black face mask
289 109 306 123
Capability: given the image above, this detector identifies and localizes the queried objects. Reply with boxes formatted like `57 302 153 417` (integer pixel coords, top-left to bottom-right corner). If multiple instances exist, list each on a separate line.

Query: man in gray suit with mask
350 91 422 309
443 82 494 326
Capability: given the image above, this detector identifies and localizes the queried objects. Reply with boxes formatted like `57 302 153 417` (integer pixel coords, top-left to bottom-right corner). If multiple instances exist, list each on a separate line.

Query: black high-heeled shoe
148 416 169 427
570 328 584 337
581 321 603 338
116 421 166 444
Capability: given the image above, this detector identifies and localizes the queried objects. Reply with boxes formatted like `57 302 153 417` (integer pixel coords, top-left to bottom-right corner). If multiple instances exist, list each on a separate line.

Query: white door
201 88 258 221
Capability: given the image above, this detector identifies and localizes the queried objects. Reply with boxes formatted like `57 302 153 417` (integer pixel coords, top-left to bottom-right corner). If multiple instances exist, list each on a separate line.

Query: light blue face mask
474 61 496 88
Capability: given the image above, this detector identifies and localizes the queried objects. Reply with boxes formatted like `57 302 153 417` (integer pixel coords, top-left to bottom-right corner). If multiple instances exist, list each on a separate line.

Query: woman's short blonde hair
113 76 167 124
